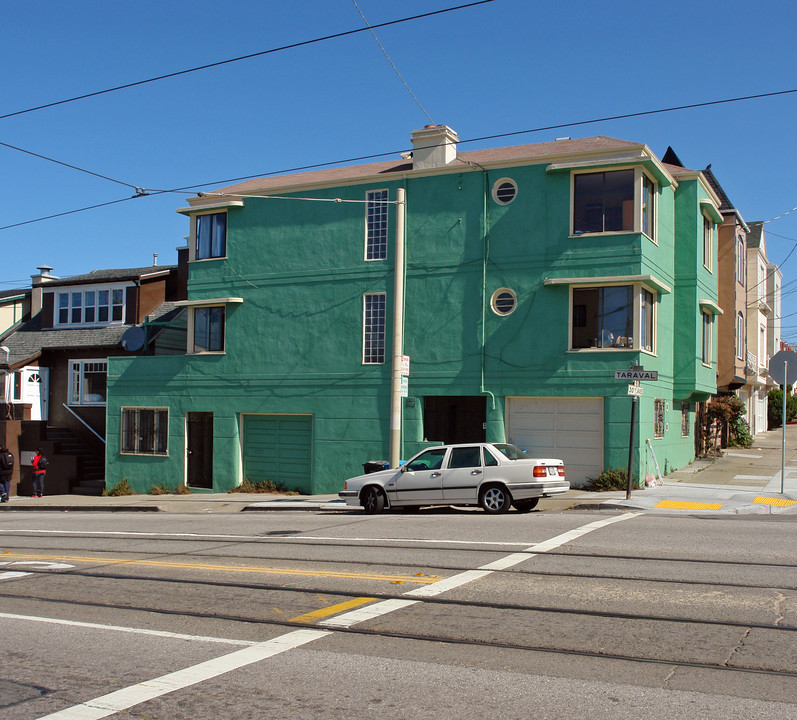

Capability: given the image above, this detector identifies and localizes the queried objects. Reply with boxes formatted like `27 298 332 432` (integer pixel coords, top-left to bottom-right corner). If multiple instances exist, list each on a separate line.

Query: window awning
699 299 723 316
700 199 723 225
546 152 673 188
173 297 244 307
176 200 244 215
544 274 672 294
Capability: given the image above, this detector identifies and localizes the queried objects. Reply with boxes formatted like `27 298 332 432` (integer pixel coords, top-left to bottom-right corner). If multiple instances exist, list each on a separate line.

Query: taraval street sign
614 369 658 381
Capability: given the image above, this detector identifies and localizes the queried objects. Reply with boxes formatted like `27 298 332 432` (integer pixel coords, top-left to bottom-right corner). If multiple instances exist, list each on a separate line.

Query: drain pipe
478 167 496 413
389 187 407 469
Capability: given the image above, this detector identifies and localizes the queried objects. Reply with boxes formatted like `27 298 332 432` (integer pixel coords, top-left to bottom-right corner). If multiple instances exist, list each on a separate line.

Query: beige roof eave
544 274 672 294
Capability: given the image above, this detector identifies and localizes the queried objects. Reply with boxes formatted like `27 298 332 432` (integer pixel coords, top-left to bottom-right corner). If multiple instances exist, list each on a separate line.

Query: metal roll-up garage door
242 414 312 493
506 397 603 487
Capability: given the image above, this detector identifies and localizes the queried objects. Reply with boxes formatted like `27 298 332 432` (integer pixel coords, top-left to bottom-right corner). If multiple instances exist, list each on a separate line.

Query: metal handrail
61 403 106 445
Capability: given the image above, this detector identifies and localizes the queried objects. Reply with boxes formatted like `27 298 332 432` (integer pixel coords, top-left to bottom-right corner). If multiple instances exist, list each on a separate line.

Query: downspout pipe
479 168 496 412
389 187 407 469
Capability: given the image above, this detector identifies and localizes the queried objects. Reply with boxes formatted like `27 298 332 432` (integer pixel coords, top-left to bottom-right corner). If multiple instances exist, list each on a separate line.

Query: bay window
69 360 107 406
570 284 656 352
572 168 657 238
196 212 227 260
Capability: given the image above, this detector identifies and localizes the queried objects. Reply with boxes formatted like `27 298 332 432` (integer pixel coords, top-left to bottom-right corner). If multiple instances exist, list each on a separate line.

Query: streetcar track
1 569 794 633
2 534 795 569
2 545 795 593
2 591 795 680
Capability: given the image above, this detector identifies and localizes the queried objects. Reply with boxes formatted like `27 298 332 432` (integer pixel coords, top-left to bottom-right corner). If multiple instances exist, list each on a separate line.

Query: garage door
506 397 603 487
242 414 312 493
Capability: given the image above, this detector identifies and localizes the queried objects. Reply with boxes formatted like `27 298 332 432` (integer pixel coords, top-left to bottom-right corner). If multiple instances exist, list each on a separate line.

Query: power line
351 0 436 126
0 1 494 122
0 140 139 190
4 85 797 232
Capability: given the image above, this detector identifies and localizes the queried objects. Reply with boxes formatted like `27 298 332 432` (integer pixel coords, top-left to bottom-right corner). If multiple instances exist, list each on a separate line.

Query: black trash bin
362 460 389 474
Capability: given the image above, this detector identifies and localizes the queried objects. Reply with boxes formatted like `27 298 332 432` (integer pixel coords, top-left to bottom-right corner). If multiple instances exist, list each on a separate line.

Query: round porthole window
492 178 517 205
491 288 517 316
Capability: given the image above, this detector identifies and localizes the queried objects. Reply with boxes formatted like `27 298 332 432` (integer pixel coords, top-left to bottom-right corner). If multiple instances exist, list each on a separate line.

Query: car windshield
492 443 527 461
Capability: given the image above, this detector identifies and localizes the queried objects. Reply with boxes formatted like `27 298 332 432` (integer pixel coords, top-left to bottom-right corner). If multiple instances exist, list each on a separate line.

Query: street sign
614 369 658 381
400 376 408 397
627 384 643 397
400 355 410 376
768 350 797 386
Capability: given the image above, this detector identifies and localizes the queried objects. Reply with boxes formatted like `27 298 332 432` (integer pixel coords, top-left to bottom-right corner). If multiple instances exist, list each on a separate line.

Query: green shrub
104 479 135 496
587 467 641 492
229 478 300 495
768 388 797 429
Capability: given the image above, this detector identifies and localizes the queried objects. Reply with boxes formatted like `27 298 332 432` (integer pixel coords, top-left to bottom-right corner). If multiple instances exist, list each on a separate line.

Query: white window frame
736 312 744 360
492 177 518 205
363 292 386 364
194 211 227 261
736 237 745 284
120 407 169 456
702 311 713 366
365 189 389 261
55 284 127 328
570 167 657 241
569 282 657 354
187 305 226 354
68 359 108 406
703 215 714 271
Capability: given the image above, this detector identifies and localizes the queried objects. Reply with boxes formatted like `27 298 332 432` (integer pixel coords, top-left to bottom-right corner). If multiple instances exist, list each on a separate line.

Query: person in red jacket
31 448 47 498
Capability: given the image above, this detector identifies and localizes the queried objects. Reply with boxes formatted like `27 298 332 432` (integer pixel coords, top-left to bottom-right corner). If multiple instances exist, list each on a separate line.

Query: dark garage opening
423 396 486 444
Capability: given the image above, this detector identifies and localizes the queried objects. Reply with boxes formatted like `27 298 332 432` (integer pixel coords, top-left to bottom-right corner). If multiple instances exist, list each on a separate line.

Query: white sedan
339 443 568 514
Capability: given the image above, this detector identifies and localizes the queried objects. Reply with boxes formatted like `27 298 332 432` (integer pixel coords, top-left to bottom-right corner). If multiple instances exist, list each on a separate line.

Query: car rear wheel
479 485 511 514
362 486 386 514
513 498 539 513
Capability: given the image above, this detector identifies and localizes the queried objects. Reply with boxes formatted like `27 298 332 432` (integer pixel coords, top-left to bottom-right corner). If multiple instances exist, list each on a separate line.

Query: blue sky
3 0 797 340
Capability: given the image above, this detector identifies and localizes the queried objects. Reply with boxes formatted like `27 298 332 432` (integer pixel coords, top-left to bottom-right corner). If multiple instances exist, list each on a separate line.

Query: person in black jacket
0 445 13 502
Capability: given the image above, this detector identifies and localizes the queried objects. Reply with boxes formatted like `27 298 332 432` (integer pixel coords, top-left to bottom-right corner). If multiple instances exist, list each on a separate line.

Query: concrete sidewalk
1 426 796 514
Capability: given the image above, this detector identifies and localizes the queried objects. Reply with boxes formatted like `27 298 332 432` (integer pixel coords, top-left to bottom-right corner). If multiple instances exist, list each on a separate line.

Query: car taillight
533 466 547 478
557 466 565 477
343 481 347 490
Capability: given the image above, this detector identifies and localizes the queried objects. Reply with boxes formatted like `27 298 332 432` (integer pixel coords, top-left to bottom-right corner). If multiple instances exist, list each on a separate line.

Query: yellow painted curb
654 500 723 510
753 496 797 507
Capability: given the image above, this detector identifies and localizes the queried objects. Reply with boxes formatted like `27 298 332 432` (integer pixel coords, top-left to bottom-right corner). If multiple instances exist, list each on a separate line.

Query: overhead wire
350 0 436 126
4 86 797 232
0 1 494 122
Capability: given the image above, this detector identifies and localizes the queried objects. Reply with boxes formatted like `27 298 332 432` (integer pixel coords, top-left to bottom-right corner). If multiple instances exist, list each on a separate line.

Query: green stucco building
105 127 721 494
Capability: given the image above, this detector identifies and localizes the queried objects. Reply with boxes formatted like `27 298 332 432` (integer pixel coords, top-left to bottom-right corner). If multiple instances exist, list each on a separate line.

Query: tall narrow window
702 312 713 365
736 312 744 360
703 216 714 270
641 174 655 239
196 212 227 260
193 306 225 352
363 293 386 363
365 190 389 260
654 399 665 439
573 170 634 234
681 402 690 437
736 238 745 284
640 289 654 352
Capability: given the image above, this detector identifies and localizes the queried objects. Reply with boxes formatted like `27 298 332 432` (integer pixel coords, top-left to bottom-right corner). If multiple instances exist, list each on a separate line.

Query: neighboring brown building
0 256 187 496
702 165 749 395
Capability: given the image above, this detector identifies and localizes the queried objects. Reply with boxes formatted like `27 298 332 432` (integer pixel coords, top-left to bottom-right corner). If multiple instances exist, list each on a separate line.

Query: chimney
153 253 158 266
30 265 59 316
410 125 459 170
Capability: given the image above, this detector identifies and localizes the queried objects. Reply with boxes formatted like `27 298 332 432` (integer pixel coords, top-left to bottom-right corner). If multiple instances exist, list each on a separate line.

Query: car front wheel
513 497 539 513
479 485 511 514
362 486 386 514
